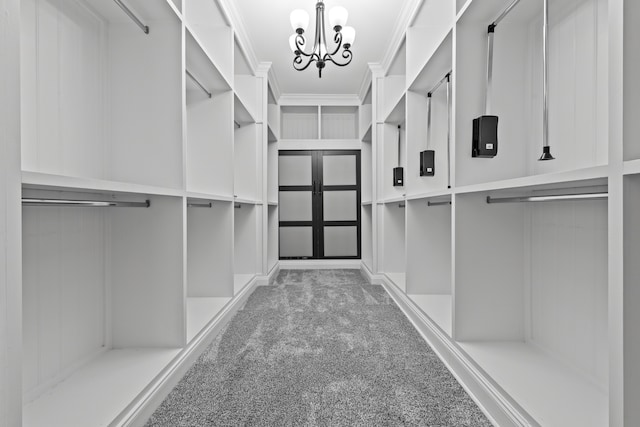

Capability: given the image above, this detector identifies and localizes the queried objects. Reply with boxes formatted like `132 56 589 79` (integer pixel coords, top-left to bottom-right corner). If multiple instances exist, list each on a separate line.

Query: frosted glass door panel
279 191 312 221
324 226 358 257
323 191 357 221
322 155 356 185
280 227 313 257
279 155 312 186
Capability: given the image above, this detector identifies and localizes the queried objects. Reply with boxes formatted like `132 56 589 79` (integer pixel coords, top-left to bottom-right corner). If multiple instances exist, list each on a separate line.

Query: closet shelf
454 166 608 195
406 188 452 202
407 29 453 93
458 341 608 427
361 200 373 206
624 158 640 175
378 196 406 204
22 171 184 197
185 191 235 203
23 348 181 427
234 93 256 126
184 23 232 91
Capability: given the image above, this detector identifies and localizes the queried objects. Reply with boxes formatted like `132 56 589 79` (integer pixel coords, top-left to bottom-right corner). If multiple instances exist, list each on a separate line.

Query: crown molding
357 67 372 104
380 0 423 75
267 67 282 103
217 0 259 74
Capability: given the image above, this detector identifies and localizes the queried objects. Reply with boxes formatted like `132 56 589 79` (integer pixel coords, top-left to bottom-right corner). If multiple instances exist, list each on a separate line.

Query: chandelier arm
295 34 314 57
324 49 352 67
328 31 344 57
293 53 319 71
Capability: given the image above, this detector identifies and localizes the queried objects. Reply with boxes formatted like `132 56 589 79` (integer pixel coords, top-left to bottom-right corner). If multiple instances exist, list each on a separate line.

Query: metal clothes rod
484 0 523 114
398 202 406 208
187 202 212 208
486 192 608 204
446 73 451 189
491 0 524 27
234 121 241 129
234 204 242 208
427 200 451 206
22 198 150 208
186 70 212 98
113 0 149 34
427 71 452 97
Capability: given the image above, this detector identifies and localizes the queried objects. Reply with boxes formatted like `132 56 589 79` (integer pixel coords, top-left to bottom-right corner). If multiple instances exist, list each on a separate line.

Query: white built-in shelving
14 0 275 424
365 0 630 424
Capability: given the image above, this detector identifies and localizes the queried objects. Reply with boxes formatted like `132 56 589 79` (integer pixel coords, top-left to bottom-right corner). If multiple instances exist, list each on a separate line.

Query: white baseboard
359 262 383 284
278 259 361 269
379 276 538 427
114 278 260 427
256 264 281 285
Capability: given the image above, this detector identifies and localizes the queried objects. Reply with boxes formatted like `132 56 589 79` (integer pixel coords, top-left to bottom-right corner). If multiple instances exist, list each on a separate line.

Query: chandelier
289 1 355 78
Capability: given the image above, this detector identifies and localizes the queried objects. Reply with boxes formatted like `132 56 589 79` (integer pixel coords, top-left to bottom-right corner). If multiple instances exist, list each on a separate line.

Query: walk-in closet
0 0 638 425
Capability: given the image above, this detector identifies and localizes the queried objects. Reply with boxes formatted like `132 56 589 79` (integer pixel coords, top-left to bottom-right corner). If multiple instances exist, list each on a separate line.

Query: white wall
0 0 22 424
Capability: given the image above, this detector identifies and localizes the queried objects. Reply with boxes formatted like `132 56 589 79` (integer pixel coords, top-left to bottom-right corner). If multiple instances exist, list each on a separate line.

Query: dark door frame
279 149 361 260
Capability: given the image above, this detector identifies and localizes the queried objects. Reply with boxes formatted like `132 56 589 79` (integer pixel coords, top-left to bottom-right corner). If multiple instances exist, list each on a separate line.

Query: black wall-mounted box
472 115 498 158
419 150 435 176
393 167 404 186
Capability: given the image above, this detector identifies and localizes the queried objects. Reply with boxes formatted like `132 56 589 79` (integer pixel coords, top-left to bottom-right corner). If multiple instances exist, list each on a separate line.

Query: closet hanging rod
234 120 241 129
22 198 150 208
187 202 212 208
398 202 406 208
427 71 452 97
113 0 149 34
427 200 451 206
490 0 523 28
486 192 608 204
234 204 242 208
186 70 212 98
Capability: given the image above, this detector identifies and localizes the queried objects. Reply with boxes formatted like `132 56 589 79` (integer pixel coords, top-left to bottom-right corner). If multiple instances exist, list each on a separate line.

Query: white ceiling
231 0 413 98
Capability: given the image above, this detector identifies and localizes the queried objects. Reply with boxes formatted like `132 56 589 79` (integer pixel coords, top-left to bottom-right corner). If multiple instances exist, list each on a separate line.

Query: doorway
279 150 361 259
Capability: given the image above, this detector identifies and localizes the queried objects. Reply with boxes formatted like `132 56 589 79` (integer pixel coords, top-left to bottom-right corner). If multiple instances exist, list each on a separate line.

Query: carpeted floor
146 269 492 426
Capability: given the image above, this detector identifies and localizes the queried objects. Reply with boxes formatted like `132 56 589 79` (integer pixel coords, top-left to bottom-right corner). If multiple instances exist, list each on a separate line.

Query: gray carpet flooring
146 269 492 426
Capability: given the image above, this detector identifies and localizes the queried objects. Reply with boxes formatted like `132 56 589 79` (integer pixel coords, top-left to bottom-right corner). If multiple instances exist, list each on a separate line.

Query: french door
279 150 361 259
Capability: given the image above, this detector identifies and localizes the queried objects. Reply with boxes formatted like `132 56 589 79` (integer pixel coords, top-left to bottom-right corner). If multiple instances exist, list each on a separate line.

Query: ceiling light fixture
289 1 355 78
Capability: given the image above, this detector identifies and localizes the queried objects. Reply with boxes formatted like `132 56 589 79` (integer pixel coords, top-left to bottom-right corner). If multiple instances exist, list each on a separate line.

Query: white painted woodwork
23 349 181 427
361 141 373 203
234 204 258 277
281 106 319 140
406 198 452 295
406 0 454 87
267 206 279 273
456 0 608 186
187 202 233 298
454 192 526 341
381 203 406 277
186 88 234 197
234 123 260 201
361 205 373 272
110 196 185 348
22 205 107 401
267 104 280 142
0 0 23 423
184 0 233 85
379 123 406 201
21 0 183 188
623 174 640 424
408 294 452 336
186 297 231 343
459 342 607 427
235 75 260 123
267 142 278 203
320 106 358 139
